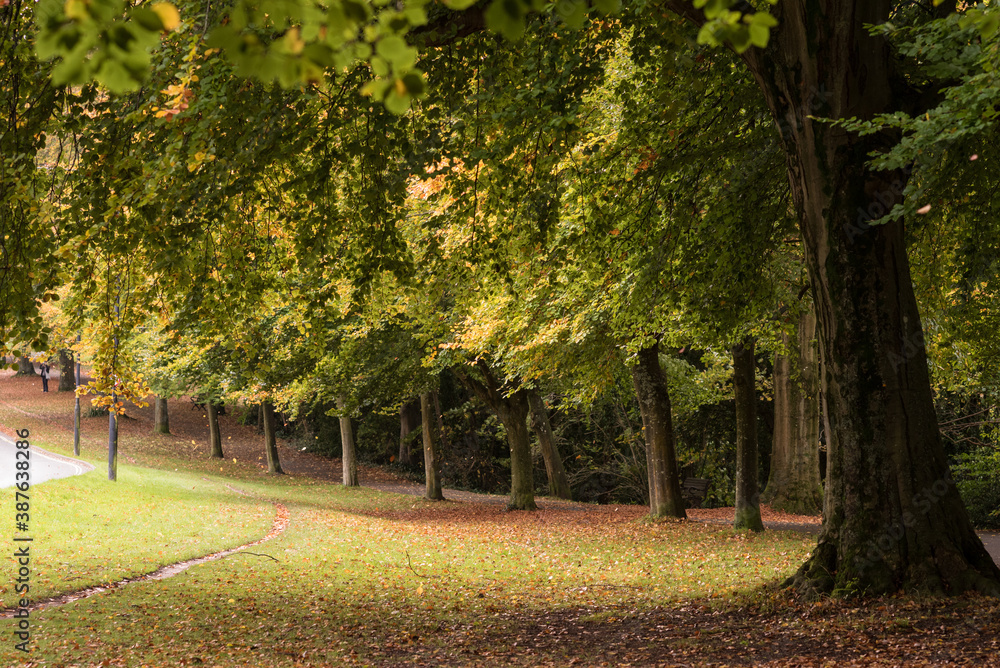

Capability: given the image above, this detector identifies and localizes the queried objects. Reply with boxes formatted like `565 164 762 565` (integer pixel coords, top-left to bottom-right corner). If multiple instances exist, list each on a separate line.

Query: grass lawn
2 372 1000 666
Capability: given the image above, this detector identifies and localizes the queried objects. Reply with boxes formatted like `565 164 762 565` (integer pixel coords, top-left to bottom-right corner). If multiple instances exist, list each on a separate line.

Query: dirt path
0 496 289 617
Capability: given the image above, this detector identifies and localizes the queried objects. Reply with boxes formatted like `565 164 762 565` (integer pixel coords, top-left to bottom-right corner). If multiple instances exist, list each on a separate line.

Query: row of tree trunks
763 306 823 515
154 396 287 475
732 337 764 532
631 342 686 519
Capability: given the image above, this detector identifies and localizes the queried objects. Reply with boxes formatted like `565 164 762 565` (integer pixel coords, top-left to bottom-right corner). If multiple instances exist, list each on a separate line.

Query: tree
732 337 764 532
763 305 823 515
631 343 686 519
421 392 444 500
688 0 1000 595
262 400 284 475
207 401 224 458
153 396 170 434
398 398 421 467
27 0 1000 595
336 396 359 487
458 361 537 511
15 357 36 376
58 349 75 391
527 389 572 500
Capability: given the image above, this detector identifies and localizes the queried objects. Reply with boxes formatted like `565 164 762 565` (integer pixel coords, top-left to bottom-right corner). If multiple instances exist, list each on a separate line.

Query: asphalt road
0 432 94 489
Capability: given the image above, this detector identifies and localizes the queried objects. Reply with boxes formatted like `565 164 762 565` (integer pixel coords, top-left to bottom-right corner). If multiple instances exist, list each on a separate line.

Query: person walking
40 363 49 393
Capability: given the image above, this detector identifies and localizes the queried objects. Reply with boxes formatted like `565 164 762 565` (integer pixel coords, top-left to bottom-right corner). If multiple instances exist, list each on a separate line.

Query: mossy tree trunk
631 343 686 519
421 392 444 501
763 307 823 515
262 400 284 475
208 402 223 459
527 389 572 500
688 0 1000 594
733 337 764 532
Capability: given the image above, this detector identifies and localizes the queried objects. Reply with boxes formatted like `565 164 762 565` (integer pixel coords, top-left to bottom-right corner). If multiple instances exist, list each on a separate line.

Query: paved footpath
0 431 94 489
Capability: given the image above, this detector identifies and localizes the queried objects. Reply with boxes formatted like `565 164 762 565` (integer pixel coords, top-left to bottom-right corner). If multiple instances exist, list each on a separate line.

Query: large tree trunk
262 400 284 475
398 398 420 466
496 388 536 511
631 343 686 519
58 349 75 391
208 402 223 459
460 361 537 511
337 396 358 487
153 396 170 434
527 389 572 500
725 1 1000 594
421 392 444 500
733 337 764 532
16 356 35 376
763 306 823 515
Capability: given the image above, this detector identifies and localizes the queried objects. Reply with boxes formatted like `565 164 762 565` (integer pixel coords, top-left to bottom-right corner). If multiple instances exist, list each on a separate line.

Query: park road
0 431 94 489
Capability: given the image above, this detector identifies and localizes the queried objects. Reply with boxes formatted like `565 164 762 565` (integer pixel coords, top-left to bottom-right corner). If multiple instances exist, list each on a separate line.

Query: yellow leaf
151 2 181 31
64 0 88 21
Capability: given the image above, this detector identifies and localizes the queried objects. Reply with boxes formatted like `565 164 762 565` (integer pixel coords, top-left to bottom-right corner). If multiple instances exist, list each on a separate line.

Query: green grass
0 382 820 666
1 466 274 609
4 474 815 666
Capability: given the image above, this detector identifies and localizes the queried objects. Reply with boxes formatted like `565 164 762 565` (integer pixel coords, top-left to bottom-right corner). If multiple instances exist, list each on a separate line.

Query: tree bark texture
208 402 223 459
153 396 170 434
16 356 35 376
460 362 537 511
421 392 444 501
727 1 1000 594
398 398 421 466
58 349 75 391
108 405 117 481
631 343 686 519
262 400 284 475
527 389 572 500
337 396 359 487
763 307 823 515
733 338 764 532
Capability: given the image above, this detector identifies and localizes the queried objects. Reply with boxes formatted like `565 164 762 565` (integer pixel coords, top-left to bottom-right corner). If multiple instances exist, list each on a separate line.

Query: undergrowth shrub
952 447 1000 530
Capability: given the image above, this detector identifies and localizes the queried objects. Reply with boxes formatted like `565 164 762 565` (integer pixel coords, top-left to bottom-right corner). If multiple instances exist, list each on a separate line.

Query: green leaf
375 34 417 69
592 0 621 15
95 57 142 93
555 0 588 29
131 8 165 33
485 0 528 42
402 71 425 96
748 23 769 48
